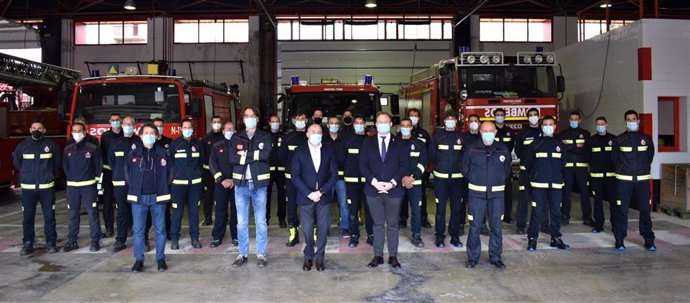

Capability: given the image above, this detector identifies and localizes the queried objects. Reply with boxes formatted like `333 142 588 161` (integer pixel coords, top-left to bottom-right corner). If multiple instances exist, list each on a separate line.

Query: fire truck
399 51 565 133
0 53 80 188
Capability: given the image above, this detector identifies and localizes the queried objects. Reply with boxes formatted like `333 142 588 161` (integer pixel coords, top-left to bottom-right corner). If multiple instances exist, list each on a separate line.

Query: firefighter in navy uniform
68 117 99 146
461 114 482 235
493 108 515 224
109 116 142 252
463 122 512 269
63 122 103 252
267 115 287 227
169 119 204 250
525 115 570 251
279 112 309 246
429 112 465 248
560 111 593 226
611 110 656 251
514 108 542 234
209 122 238 247
153 117 173 235
99 113 123 237
13 120 61 255
397 118 427 247
201 116 225 226
343 116 374 247
585 116 617 233
407 108 433 228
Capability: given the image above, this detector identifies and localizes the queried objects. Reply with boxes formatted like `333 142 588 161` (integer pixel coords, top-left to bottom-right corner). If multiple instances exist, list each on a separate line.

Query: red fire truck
399 51 564 133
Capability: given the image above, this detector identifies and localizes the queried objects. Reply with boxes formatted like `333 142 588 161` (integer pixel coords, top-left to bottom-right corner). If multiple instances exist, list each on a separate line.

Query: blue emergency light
364 74 373 85
90 70 100 77
291 75 299 85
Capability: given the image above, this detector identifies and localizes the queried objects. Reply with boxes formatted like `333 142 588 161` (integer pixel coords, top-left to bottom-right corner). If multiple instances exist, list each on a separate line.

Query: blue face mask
542 125 555 137
270 122 280 131
626 122 639 132
328 124 339 133
309 133 322 145
224 131 234 140
142 134 156 146
244 117 258 129
182 129 193 138
400 127 412 137
295 120 306 129
111 121 121 129
123 125 134 136
354 124 365 134
481 132 495 144
495 116 505 124
569 121 579 129
444 120 457 129
376 123 391 134
596 125 607 134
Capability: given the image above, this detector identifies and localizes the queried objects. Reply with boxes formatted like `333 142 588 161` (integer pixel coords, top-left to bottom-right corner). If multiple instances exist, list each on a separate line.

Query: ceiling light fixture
365 0 377 8
124 0 136 10
599 1 612 8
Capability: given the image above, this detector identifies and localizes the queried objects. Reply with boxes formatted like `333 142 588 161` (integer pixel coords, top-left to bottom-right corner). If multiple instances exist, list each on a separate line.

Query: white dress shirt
309 143 321 172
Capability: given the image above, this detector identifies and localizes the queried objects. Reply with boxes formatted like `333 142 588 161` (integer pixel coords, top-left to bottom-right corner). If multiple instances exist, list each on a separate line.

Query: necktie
380 136 387 162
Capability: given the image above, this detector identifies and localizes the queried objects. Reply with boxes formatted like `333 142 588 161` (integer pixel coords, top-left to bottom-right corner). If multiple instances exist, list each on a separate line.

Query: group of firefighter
13 104 656 271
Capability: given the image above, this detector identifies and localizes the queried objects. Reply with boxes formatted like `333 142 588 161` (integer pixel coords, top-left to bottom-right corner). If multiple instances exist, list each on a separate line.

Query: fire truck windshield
460 65 557 99
288 92 378 120
73 82 182 124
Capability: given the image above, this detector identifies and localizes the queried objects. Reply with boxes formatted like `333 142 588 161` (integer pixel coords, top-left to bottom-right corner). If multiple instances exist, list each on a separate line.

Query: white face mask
72 132 85 143
528 116 539 126
212 123 222 132
409 116 419 126
469 121 479 131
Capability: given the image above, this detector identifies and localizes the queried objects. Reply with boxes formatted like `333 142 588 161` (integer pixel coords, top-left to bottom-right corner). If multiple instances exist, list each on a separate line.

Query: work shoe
19 243 34 255
582 218 596 227
550 237 570 250
348 236 359 248
63 242 79 252
131 261 144 272
435 238 445 249
615 239 625 251
644 239 656 251
170 240 179 250
209 239 222 248
286 227 299 247
191 239 202 249
232 255 248 267
450 237 463 248
90 241 100 252
112 240 127 252
527 238 537 251
157 260 168 272
46 245 58 254
465 260 478 268
411 233 424 248
490 260 507 269
257 255 268 268
232 239 239 246
591 227 604 234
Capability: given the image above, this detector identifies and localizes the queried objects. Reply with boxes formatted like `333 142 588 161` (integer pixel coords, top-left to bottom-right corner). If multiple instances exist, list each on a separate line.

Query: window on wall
74 20 148 45
578 19 633 41
479 18 552 42
173 19 249 43
658 97 683 152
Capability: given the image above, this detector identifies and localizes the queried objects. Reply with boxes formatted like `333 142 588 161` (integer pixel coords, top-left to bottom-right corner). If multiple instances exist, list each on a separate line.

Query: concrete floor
1 186 690 302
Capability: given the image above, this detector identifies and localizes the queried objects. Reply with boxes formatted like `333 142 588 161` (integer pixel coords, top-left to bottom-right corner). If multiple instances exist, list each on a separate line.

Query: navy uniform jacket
495 124 514 152
13 137 61 190
524 135 568 189
341 133 367 183
108 135 142 187
209 139 234 183
561 127 591 168
124 144 171 203
323 132 345 180
585 132 616 178
611 130 655 182
515 126 543 170
462 131 481 147
63 140 102 186
169 137 204 185
67 133 99 146
100 128 122 171
397 134 427 184
429 129 464 178
462 139 512 199
269 130 286 173
412 125 431 146
359 135 410 198
228 129 272 188
202 131 224 170
279 130 308 180
290 144 338 205
156 135 172 150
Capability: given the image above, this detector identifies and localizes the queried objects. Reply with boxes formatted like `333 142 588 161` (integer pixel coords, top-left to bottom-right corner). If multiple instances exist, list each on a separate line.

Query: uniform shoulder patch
457 138 461 144
641 139 646 145
259 142 264 149
44 146 50 152
85 152 91 159
556 145 561 152
579 134 584 139
191 146 197 152
131 143 137 150
608 140 613 146
499 155 506 162
411 144 415 151
219 148 224 153
161 158 167 166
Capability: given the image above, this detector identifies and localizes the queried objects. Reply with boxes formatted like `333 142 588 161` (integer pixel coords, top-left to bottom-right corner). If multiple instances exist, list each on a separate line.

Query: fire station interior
2 0 690 301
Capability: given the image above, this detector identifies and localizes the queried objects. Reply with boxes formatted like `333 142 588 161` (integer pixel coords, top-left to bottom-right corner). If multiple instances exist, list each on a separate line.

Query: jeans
333 180 349 230
131 195 167 262
235 182 268 256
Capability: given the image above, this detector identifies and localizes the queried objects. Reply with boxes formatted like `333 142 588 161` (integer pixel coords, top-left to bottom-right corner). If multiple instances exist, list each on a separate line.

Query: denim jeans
234 182 268 256
131 195 167 262
333 180 349 230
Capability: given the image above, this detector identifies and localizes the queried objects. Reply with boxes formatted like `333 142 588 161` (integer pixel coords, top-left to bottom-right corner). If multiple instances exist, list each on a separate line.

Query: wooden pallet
660 205 690 219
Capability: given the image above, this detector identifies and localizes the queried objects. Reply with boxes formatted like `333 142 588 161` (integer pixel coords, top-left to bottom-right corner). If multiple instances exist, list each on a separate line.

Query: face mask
157 126 164 136
309 133 322 145
110 121 121 129
376 123 391 134
495 116 505 124
224 131 234 140
626 122 639 132
343 116 353 125
354 124 365 134
270 122 280 131
212 123 222 132
596 125 607 134
444 120 457 129
313 117 323 125
469 121 479 131
481 132 495 144
31 130 43 140
142 134 156 146
72 132 84 143
123 125 134 136
400 127 412 137
542 125 555 137
295 120 306 130
244 117 258 129
182 129 193 138
328 124 339 133
569 121 579 129
409 116 419 126
528 116 539 126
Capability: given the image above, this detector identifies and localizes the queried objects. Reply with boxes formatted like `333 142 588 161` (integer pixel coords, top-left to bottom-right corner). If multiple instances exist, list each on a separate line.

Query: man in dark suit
291 124 338 271
360 112 410 268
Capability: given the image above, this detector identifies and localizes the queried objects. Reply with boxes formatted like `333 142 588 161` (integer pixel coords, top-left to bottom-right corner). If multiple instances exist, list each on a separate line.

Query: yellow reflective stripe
269 166 276 171
620 146 633 152
606 172 616 177
553 183 564 189
531 182 564 189
604 146 612 151
288 145 297 151
590 173 604 178
20 182 55 190
66 179 97 187
492 185 505 192
531 201 537 207
552 153 562 158
418 137 427 143
591 147 602 152
563 139 574 144
347 199 352 205
615 174 651 181
338 171 344 176
576 163 589 167
502 137 511 142
172 178 202 185
451 173 463 178
348 148 359 154
40 182 54 189
214 172 223 180
519 185 526 191
616 200 622 206
174 153 187 158
103 164 111 170
467 214 474 221
114 151 125 157
416 163 425 173
157 194 171 202
191 152 200 158
468 183 487 192
203 164 210 170
127 195 138 202
239 154 247 165
410 152 420 157
575 139 586 144
344 177 361 183
39 153 52 159
92 202 97 208
233 173 244 179
438 145 449 150
361 177 367 182
433 171 449 178
285 173 291 179
433 171 463 179
453 145 462 151
412 180 422 185
257 173 271 181
277 166 285 171
565 163 574 167
523 139 533 145
253 150 260 162
22 154 35 159
172 203 178 208
638 146 648 151
535 152 548 158
519 165 526 171
112 180 126 186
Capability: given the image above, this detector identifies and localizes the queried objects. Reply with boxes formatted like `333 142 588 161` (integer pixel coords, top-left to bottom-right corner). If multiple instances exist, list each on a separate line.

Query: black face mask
31 130 43 140
343 116 353 125
313 117 323 125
